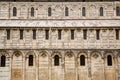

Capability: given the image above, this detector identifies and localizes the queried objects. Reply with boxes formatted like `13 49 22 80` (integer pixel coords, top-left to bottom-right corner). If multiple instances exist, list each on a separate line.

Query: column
87 50 91 80
101 51 105 80
114 51 118 80
49 50 52 80
61 51 65 80
36 52 39 80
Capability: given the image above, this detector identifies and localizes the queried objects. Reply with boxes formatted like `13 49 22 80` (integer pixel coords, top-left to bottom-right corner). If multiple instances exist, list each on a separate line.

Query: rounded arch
65 50 75 58
12 50 23 57
91 51 102 58
39 50 49 58
0 50 10 57
77 52 87 58
25 50 36 58
51 51 62 58
105 52 114 66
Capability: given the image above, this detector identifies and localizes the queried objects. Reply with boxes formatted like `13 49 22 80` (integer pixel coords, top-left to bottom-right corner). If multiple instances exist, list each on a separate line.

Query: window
48 7 51 16
33 30 36 40
20 29 23 40
82 7 86 16
107 55 112 66
29 55 33 66
83 29 87 40
58 30 61 40
54 55 59 66
1 55 6 67
71 30 74 40
100 7 103 16
6 29 10 40
13 7 17 16
116 29 119 40
116 6 120 16
80 55 85 66
83 0 85 2
45 30 49 40
31 7 34 17
96 30 100 40
65 7 69 16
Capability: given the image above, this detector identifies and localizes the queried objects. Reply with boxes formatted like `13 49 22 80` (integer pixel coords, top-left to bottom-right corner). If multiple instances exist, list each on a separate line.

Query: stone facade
0 1 120 80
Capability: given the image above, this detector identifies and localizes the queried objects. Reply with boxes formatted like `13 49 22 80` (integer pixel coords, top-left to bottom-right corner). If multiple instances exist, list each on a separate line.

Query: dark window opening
1 55 6 67
58 30 61 40
54 55 59 66
71 30 74 40
48 7 51 16
116 6 120 16
13 7 17 16
33 29 36 40
45 30 49 40
6 29 10 40
20 29 23 40
82 7 86 16
31 7 34 17
80 55 85 66
83 29 87 40
116 29 119 40
96 30 100 40
100 7 103 16
65 7 69 16
29 55 33 66
107 55 112 66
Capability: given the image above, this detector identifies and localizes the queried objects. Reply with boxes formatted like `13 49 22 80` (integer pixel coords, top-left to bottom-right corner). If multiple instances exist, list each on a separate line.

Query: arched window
80 55 85 66
13 7 17 16
82 7 86 16
29 55 33 66
107 55 112 66
48 7 51 16
65 7 69 16
31 7 34 17
100 7 103 16
116 6 120 16
1 55 6 67
54 55 59 66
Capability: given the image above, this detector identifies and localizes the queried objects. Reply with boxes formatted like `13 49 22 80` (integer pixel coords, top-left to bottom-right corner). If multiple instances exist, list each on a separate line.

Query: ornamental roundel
92 53 99 59
14 51 21 57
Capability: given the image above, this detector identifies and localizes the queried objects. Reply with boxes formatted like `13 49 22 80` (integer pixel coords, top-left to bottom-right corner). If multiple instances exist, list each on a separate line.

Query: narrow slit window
48 7 51 16
29 55 33 66
71 30 74 40
116 29 119 40
33 30 36 40
80 55 85 66
1 55 6 67
100 7 103 16
31 7 34 17
116 6 120 16
20 29 23 40
107 55 112 66
83 29 87 40
82 7 86 16
45 30 49 40
13 7 17 16
6 29 10 40
54 55 59 66
65 7 69 16
58 30 61 40
96 30 100 40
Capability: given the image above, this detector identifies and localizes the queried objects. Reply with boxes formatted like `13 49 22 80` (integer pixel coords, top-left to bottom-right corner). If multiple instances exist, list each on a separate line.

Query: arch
13 50 23 57
39 50 49 58
80 55 85 66
48 7 51 16
65 50 75 58
13 7 17 16
25 51 36 57
65 7 69 16
1 55 6 67
82 7 86 16
54 55 59 66
51 51 62 58
100 7 103 16
31 7 34 17
107 55 112 66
